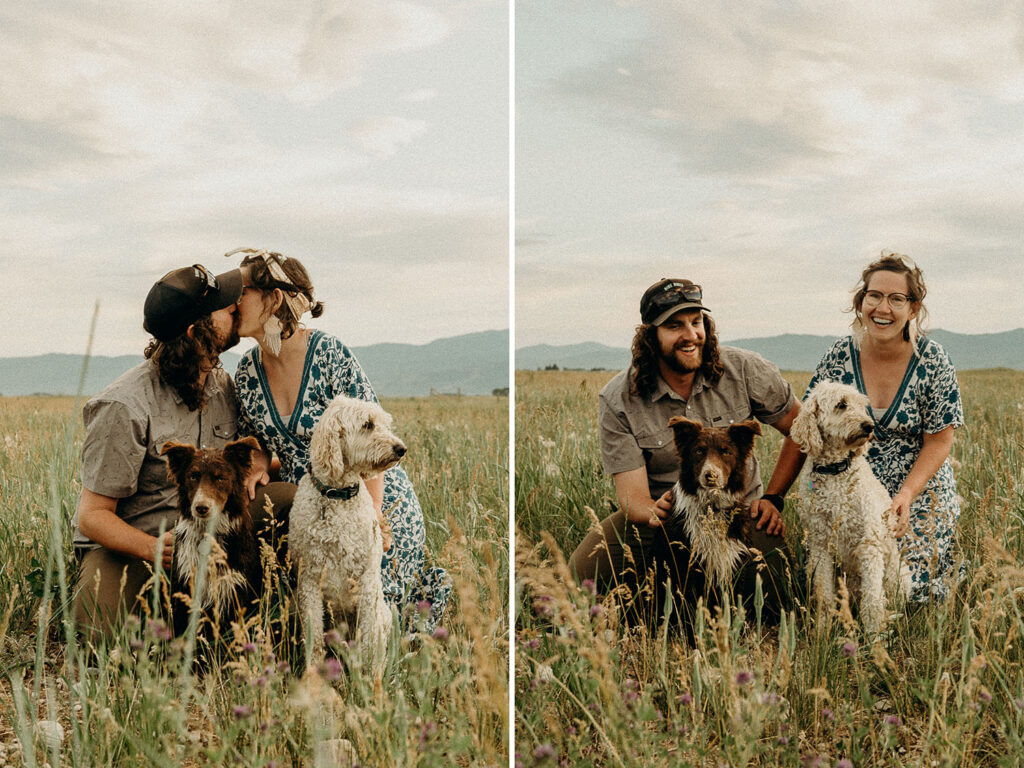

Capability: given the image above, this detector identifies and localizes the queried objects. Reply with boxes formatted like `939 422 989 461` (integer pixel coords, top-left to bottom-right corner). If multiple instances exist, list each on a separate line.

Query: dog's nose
194 503 210 518
393 444 407 458
861 421 874 434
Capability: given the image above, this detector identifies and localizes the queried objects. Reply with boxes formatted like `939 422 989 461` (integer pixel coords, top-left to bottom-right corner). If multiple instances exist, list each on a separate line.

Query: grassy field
515 368 1024 767
0 393 508 767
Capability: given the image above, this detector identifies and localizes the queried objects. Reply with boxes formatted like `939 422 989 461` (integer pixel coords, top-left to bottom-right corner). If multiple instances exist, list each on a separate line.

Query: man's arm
749 402 804 536
613 467 672 527
78 488 174 570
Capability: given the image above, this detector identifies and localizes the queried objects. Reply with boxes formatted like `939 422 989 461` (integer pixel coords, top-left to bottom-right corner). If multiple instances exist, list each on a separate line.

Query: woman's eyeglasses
863 290 912 310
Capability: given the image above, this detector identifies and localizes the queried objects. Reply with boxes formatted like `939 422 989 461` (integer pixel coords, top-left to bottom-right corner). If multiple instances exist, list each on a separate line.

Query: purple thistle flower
883 714 901 727
252 675 267 689
324 629 344 648
777 735 789 745
319 657 343 681
822 707 834 722
590 604 603 617
978 688 993 704
581 579 597 596
679 691 693 706
432 626 450 641
1015 697 1024 710
241 641 257 654
232 704 252 719
416 599 433 614
534 743 556 760
148 619 172 642
837 760 853 768
761 692 780 706
802 755 824 768
841 642 857 658
735 670 754 686
276 661 291 675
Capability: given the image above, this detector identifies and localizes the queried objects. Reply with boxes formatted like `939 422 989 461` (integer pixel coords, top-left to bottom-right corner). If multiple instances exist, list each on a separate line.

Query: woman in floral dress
763 252 964 603
228 248 451 631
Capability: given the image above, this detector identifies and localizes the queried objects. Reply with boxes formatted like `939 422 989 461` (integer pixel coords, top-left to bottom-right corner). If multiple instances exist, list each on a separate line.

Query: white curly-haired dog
791 381 909 634
290 395 405 677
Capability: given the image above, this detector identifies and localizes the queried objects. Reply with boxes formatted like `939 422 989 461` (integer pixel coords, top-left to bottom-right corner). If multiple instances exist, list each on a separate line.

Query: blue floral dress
235 330 451 631
806 336 964 603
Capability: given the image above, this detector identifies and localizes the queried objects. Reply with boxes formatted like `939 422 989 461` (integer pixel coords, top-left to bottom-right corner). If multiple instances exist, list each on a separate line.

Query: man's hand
650 490 674 527
155 530 174 571
750 497 786 537
890 492 912 537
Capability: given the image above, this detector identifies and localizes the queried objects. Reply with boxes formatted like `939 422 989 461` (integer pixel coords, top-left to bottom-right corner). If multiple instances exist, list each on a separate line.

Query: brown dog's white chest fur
668 417 762 591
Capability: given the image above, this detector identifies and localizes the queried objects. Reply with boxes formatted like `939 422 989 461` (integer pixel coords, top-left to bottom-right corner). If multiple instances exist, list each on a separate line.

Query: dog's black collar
811 456 853 476
311 473 360 500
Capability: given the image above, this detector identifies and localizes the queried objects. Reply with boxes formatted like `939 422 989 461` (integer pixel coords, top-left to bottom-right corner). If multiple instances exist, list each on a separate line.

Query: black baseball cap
640 278 709 325
143 264 243 342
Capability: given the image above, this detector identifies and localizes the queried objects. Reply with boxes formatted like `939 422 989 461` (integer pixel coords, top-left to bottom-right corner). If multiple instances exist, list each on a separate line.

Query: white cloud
348 116 430 157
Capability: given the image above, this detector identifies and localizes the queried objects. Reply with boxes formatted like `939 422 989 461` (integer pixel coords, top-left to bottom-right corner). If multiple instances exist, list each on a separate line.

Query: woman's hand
890 491 912 537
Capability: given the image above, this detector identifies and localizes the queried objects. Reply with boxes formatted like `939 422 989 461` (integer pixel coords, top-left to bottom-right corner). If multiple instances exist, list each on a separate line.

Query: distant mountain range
0 330 509 398
516 329 1024 372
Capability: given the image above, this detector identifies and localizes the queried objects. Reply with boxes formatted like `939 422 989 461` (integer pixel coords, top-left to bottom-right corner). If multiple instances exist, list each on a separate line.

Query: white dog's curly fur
791 381 909 634
290 396 405 676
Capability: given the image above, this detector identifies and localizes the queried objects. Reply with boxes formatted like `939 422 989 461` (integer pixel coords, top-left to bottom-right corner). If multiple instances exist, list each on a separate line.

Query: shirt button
657 440 663 446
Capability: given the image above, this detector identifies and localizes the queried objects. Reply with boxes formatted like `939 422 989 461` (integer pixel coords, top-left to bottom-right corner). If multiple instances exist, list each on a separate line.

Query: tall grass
515 368 1024 767
0 393 508 766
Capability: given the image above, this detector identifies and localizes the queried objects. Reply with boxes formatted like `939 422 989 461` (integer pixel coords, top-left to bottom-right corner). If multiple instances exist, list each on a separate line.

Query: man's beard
660 343 703 374
218 316 241 352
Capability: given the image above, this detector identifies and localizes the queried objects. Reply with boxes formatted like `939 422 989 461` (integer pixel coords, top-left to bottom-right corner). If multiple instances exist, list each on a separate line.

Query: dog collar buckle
311 473 360 500
811 456 852 476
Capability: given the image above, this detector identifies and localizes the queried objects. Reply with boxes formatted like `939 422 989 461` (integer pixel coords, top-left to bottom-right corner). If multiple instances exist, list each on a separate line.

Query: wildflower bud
534 743 556 760
232 705 252 719
883 714 900 726
841 642 857 658
679 692 693 705
432 626 450 642
319 657 343 681
837 760 853 768
735 671 753 686
822 707 834 722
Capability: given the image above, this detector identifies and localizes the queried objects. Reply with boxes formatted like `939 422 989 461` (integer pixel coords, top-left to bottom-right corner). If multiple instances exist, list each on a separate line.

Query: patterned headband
225 247 313 322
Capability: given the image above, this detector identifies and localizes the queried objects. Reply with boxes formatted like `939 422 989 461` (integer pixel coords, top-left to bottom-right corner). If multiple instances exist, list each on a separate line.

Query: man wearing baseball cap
569 278 802 615
71 264 285 644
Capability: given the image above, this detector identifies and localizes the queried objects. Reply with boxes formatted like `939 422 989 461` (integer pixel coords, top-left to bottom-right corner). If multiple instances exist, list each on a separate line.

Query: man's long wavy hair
144 316 224 411
628 313 724 399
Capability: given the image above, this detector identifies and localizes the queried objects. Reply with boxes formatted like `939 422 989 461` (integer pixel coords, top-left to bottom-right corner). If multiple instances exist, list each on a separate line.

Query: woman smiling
764 252 964 604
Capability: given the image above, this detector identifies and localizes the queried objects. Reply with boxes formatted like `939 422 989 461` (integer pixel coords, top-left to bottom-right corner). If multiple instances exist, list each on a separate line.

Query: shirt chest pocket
213 420 238 443
636 427 678 477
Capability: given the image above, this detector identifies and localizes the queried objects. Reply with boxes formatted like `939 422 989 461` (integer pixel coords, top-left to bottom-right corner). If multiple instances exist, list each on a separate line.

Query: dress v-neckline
254 330 322 448
849 337 921 428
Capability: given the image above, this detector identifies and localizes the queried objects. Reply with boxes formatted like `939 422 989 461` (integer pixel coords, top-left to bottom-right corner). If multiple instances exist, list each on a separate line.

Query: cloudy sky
2 1 507 357
516 1 1024 349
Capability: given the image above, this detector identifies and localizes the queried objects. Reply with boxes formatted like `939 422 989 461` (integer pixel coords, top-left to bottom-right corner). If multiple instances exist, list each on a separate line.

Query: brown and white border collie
652 417 792 635
160 436 263 637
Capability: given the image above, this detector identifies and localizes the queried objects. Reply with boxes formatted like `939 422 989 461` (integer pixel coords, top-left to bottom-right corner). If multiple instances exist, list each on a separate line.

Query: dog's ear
788 398 822 456
668 416 702 452
727 419 761 452
161 441 196 479
223 436 261 476
310 401 346 477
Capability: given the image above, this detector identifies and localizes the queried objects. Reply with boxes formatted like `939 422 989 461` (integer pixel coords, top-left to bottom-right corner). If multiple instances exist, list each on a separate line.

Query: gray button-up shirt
598 345 797 503
73 360 239 548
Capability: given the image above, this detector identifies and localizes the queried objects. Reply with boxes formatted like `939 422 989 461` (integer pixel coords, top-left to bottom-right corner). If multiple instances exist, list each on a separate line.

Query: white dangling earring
263 315 283 357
